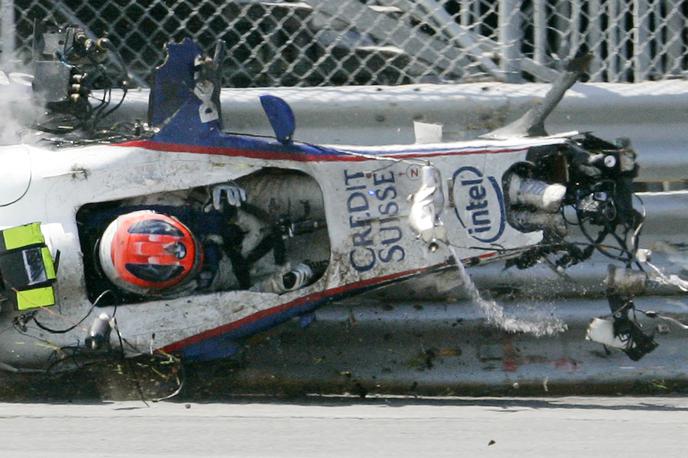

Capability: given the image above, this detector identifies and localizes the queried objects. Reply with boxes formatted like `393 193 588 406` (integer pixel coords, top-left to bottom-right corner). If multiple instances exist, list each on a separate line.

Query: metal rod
0 0 15 67
498 0 522 82
533 0 546 66
460 0 471 27
569 0 582 57
651 0 661 75
608 0 620 81
665 0 683 76
634 0 651 81
588 0 603 81
617 0 629 82
554 1 570 58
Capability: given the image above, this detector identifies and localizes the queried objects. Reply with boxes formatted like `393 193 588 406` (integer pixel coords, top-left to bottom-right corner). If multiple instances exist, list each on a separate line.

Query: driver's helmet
98 210 203 296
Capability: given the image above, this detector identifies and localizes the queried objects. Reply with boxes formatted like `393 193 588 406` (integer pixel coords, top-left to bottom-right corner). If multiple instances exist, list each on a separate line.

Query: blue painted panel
260 95 295 144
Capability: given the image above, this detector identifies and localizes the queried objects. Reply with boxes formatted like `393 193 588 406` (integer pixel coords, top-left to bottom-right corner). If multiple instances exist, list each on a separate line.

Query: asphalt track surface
0 397 687 457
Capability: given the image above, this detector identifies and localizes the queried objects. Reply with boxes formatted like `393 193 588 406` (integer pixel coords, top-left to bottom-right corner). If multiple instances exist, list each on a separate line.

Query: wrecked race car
0 25 669 375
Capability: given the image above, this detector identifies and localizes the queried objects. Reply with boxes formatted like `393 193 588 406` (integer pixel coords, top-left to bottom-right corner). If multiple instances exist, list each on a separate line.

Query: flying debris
0 24 681 379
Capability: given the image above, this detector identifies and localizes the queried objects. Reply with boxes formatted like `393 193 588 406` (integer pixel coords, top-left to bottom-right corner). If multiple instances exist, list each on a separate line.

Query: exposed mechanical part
498 134 660 360
587 265 657 361
505 134 642 270
507 175 566 213
32 22 129 134
85 312 113 350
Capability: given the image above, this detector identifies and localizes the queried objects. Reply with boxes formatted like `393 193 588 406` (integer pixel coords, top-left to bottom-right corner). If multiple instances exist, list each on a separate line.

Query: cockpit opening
76 168 330 305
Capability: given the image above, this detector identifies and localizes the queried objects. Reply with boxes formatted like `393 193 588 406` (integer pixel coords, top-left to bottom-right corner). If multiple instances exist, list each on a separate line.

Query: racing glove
212 182 247 210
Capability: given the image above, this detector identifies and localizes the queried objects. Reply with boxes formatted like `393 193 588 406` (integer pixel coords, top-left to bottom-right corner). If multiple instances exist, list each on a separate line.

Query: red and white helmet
98 210 203 296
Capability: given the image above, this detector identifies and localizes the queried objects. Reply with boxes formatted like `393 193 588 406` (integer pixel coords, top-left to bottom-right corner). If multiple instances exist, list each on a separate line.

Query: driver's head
99 210 202 296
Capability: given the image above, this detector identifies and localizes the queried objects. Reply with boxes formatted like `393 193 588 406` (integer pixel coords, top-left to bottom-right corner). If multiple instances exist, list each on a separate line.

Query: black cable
119 333 185 402
98 85 127 122
152 360 185 403
111 317 125 360
576 209 615 258
32 290 113 334
41 38 129 136
573 190 637 263
90 86 112 130
111 317 149 406
10 317 89 376
608 229 633 266
44 346 91 375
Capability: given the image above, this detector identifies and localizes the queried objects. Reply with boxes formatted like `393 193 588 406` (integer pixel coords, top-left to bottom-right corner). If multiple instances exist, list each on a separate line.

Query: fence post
554 1 570 57
533 0 547 66
499 0 522 82
607 0 621 81
588 0 603 81
634 0 651 81
0 0 15 67
459 0 472 28
666 0 684 76
569 0 582 56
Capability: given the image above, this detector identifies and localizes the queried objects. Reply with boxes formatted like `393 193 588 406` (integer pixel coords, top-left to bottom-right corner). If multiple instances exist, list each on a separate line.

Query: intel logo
452 166 506 243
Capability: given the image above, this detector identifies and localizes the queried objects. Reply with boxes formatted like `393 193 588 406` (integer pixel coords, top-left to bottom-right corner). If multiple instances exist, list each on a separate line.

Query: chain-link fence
2 0 687 86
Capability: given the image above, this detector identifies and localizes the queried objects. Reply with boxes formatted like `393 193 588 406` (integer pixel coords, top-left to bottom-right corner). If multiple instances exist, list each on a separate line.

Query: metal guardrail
206 295 688 396
1 0 687 86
